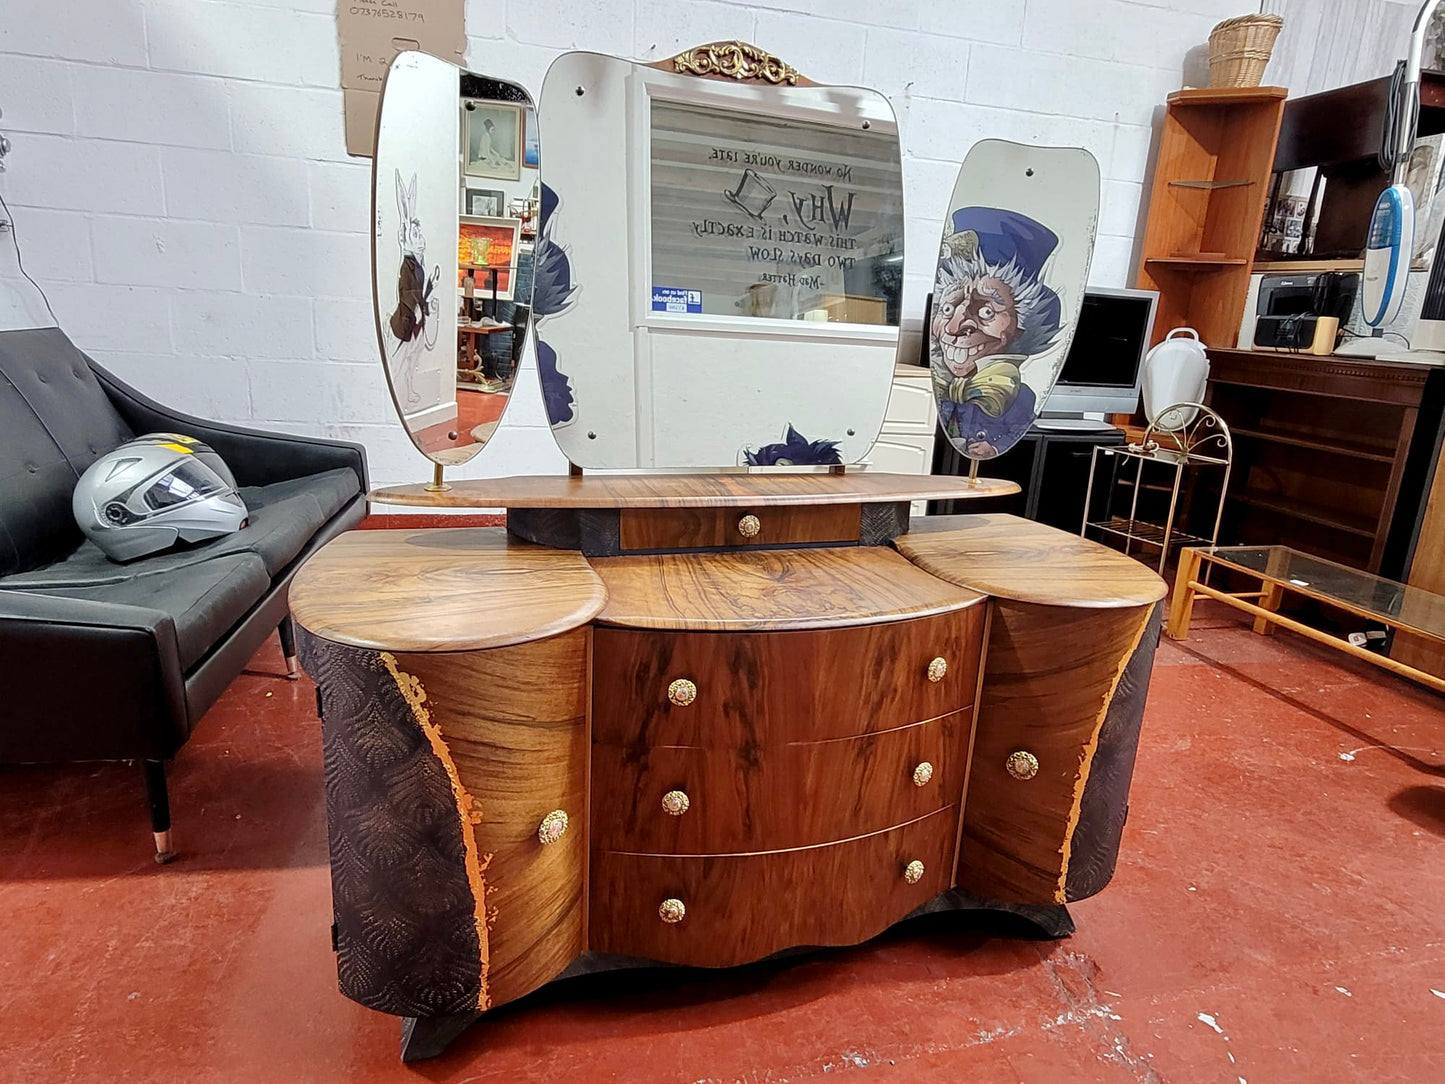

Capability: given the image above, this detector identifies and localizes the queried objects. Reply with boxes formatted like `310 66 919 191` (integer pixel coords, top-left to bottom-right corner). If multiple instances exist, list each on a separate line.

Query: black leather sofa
0 326 367 861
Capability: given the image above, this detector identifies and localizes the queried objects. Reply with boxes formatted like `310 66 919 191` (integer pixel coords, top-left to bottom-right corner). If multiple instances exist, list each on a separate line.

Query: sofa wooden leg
142 759 177 864
278 614 299 680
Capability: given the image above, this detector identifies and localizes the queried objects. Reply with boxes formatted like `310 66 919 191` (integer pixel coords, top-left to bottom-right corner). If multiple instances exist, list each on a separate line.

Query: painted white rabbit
387 169 440 408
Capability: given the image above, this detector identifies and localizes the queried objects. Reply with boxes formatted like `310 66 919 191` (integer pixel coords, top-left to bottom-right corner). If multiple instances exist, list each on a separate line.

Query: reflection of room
458 81 539 421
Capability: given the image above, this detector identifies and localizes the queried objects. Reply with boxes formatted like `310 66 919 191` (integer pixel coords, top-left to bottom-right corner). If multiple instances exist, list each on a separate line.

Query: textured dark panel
298 631 483 1017
507 508 580 550
860 501 910 545
506 508 621 554
1064 602 1162 902
578 509 622 555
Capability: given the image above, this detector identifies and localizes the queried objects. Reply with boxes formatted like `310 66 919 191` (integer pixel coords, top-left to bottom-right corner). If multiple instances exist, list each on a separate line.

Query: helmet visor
140 458 230 511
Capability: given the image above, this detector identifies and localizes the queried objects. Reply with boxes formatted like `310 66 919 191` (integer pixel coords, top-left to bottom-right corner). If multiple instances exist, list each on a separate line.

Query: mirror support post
426 462 451 492
967 460 980 485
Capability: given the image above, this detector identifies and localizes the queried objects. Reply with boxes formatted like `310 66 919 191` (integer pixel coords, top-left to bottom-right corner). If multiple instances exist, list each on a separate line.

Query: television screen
1057 292 1154 388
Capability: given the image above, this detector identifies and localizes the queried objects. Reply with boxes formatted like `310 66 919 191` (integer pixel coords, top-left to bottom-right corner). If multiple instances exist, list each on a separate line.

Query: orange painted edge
1053 603 1156 904
381 652 493 1011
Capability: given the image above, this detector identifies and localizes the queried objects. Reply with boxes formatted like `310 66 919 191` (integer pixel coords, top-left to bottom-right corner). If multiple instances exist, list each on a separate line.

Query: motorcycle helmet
73 434 248 562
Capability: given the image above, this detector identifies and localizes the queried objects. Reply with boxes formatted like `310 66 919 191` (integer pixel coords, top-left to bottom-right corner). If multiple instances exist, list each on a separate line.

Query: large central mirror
536 43 904 469
372 51 539 467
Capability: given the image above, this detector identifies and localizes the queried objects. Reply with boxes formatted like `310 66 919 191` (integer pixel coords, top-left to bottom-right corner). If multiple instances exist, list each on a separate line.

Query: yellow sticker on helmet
156 442 195 455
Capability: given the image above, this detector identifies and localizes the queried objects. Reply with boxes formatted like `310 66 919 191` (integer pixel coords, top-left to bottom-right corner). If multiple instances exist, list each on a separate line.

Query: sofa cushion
28 552 271 671
0 328 134 576
0 467 362 588
232 467 361 575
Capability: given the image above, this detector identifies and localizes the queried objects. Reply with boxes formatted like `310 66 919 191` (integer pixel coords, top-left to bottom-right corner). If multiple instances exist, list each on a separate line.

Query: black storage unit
931 425 1127 533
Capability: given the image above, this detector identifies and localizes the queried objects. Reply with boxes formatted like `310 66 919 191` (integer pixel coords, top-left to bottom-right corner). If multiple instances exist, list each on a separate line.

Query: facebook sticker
651 287 703 313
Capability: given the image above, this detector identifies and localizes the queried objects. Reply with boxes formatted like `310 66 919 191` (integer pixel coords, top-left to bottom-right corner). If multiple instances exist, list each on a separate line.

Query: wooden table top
592 546 984 631
369 472 1019 509
896 514 1167 609
289 528 606 651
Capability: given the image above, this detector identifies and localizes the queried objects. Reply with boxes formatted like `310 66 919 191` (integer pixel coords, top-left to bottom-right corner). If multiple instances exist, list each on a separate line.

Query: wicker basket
1208 13 1284 88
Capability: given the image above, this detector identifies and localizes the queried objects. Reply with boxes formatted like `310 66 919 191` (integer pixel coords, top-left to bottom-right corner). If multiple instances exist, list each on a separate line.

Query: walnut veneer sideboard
289 474 1166 1060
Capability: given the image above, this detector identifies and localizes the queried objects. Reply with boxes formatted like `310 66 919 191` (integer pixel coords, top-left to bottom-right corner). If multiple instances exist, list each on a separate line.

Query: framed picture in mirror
465 101 522 180
467 188 505 216
459 215 522 301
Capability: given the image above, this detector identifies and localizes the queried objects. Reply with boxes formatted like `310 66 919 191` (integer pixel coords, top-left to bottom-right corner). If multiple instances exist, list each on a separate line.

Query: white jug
1141 328 1209 432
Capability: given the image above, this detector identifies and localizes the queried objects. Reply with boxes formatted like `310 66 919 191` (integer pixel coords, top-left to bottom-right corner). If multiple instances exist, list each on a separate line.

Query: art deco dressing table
292 482 1163 1058
292 42 1165 1059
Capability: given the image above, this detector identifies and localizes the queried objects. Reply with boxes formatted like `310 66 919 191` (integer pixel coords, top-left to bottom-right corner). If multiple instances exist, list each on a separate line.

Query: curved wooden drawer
590 806 956 968
592 709 970 854
592 607 984 747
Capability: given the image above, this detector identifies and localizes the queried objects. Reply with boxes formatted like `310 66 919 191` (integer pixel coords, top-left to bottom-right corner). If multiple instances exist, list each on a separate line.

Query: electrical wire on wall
0 188 61 329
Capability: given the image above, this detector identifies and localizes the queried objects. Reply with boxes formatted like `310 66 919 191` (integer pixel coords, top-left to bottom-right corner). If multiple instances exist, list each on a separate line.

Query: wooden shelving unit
1263 71 1445 260
1135 86 1287 348
1201 349 1445 576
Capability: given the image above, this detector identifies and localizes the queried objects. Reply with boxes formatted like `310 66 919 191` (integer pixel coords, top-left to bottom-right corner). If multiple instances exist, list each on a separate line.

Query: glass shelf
1198 545 1445 641
1168 179 1255 189
1145 255 1249 267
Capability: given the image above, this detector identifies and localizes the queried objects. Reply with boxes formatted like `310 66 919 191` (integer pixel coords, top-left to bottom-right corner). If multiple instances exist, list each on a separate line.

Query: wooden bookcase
1201 349 1445 576
1135 87 1288 348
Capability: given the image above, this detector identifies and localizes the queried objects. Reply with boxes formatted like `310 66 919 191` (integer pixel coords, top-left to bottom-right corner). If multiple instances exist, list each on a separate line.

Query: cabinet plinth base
395 891 1074 1060
400 1012 484 1063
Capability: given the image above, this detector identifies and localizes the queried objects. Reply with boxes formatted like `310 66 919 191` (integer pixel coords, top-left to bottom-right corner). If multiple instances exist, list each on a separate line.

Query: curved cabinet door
391 631 590 1010
956 601 1161 905
301 627 589 1018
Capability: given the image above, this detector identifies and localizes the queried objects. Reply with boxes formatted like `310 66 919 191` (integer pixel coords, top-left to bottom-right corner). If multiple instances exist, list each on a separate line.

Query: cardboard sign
336 0 465 157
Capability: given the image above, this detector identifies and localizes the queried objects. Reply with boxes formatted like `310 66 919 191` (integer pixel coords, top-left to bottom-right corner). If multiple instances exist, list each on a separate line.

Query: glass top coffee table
1166 545 1445 693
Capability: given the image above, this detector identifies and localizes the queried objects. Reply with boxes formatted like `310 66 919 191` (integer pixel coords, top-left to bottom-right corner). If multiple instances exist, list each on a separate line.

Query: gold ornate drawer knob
667 678 697 706
903 860 925 885
926 656 948 683
737 513 761 538
1005 750 1039 781
911 761 934 787
661 789 691 816
537 809 569 845
658 898 687 924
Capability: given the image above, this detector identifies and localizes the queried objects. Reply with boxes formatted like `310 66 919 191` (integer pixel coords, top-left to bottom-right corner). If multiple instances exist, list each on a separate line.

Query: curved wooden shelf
895 514 1166 609
290 528 606 651
369 472 1019 509
592 546 984 631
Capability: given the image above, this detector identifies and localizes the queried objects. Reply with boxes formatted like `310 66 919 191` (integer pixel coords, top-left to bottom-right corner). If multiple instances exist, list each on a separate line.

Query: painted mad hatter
930 207 1063 459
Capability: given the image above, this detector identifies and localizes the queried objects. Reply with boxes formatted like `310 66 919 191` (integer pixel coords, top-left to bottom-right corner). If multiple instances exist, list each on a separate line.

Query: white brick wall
0 0 1249 489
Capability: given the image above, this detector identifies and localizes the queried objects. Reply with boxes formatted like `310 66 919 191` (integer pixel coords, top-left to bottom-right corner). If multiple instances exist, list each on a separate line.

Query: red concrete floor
3 600 1444 1082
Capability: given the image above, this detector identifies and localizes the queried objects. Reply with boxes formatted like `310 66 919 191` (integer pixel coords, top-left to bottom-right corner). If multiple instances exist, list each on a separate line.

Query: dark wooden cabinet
933 424 1126 532
1204 349 1445 576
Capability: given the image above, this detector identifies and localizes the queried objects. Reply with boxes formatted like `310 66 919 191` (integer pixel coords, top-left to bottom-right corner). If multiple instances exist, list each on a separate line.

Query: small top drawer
617 504 861 552
593 605 986 747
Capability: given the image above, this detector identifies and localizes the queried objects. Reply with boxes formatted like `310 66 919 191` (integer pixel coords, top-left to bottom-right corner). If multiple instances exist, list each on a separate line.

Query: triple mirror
372 43 907 473
372 51 539 467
